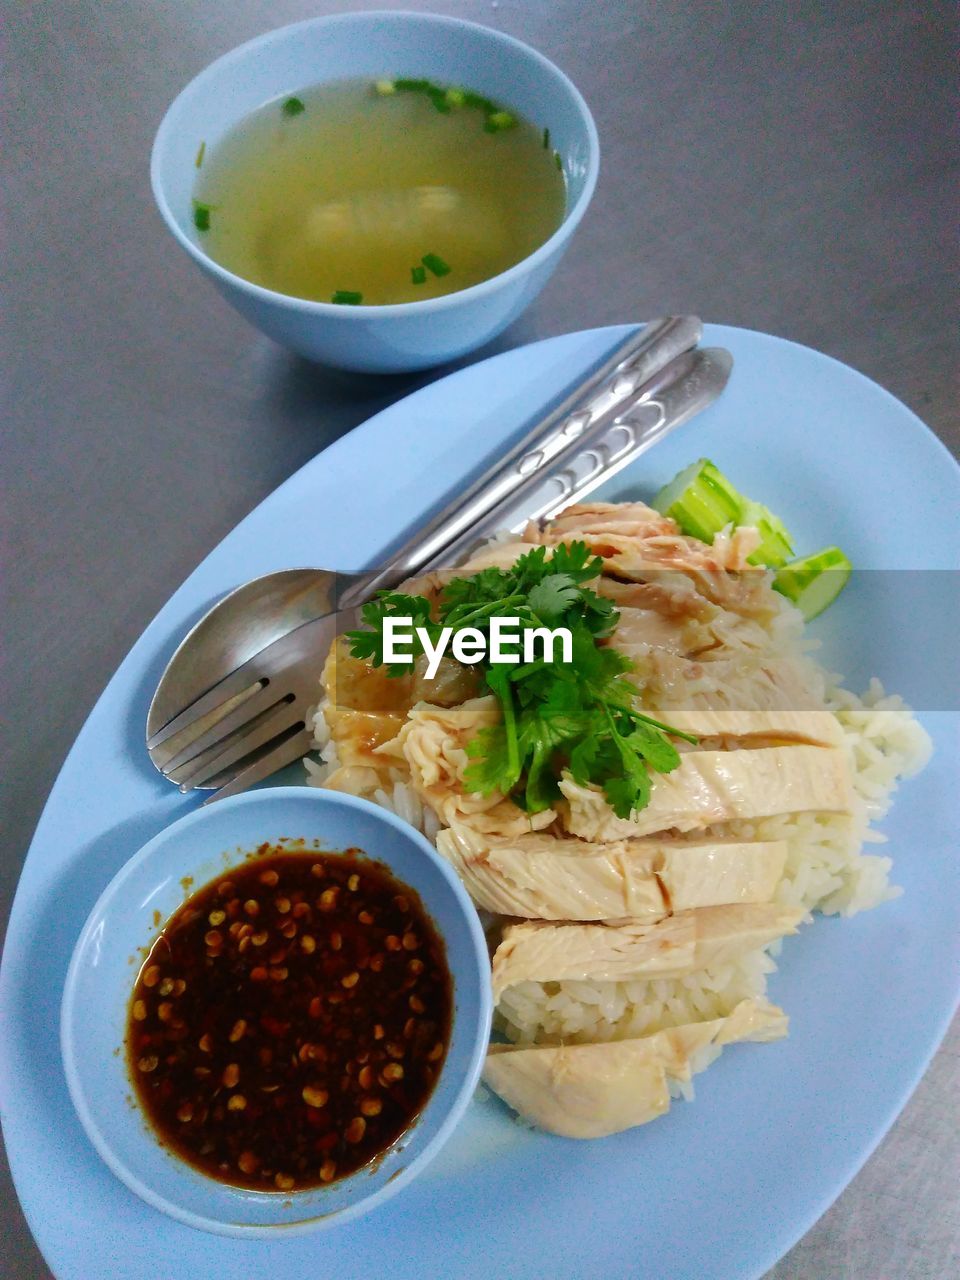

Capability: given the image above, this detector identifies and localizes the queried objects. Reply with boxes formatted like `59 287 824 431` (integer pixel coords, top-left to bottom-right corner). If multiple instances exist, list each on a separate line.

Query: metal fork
146 323 732 802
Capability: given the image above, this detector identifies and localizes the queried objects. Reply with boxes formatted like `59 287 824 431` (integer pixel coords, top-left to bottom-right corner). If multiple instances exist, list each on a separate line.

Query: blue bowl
61 788 492 1237
150 11 599 372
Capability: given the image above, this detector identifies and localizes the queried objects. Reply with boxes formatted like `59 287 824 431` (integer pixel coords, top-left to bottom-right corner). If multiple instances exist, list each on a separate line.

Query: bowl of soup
61 788 492 1235
151 12 598 371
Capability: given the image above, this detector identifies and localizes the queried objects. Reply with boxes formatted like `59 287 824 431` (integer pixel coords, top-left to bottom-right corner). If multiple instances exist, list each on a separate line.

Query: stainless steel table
2 2 957 1277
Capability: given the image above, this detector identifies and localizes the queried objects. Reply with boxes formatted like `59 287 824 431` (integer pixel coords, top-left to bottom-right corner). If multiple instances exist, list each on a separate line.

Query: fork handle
339 316 702 609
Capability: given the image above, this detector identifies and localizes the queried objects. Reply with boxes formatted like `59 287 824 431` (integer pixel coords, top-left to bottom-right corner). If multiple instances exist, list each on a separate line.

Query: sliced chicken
662 708 845 750
560 745 853 839
437 825 786 920
322 706 406 769
483 997 787 1138
491 903 803 999
657 839 787 910
382 697 556 838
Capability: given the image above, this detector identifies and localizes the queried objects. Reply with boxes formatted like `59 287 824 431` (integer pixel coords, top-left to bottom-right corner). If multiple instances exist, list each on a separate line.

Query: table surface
2 2 957 1277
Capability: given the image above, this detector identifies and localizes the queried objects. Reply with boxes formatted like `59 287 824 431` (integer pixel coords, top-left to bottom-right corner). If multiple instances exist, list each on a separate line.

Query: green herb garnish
421 253 451 278
462 90 497 114
554 150 563 171
281 96 305 117
426 85 452 114
484 110 517 134
394 78 430 92
195 140 206 169
192 199 212 231
411 265 427 285
347 542 696 818
542 127 550 150
331 290 363 305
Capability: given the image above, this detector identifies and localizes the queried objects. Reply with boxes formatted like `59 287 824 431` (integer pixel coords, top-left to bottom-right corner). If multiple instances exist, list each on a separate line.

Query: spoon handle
340 316 703 606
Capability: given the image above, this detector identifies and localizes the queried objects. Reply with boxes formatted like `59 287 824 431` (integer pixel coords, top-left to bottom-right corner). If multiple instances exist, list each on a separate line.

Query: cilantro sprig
346 542 696 819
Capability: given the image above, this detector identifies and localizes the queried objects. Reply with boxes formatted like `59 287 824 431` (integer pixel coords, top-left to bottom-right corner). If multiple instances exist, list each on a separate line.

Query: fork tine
176 703 306 792
147 665 267 753
157 686 293 776
201 727 316 804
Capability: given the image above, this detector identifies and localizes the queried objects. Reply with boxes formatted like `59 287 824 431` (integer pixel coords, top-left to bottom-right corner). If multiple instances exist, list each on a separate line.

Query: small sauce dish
61 788 492 1236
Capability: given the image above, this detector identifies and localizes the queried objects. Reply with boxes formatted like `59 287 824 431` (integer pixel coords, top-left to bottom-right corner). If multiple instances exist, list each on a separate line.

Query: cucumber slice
652 459 743 543
773 547 852 620
740 500 795 567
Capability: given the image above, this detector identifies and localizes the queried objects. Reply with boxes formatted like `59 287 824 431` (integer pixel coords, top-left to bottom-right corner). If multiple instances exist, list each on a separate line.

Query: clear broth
192 79 567 305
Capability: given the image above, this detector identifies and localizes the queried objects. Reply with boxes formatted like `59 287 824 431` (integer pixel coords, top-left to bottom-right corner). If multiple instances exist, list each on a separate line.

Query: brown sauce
127 845 452 1192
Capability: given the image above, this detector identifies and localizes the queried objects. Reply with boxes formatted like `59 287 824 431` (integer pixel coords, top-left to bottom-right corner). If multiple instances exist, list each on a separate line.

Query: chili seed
408 958 425 975
275 1173 295 1190
308 996 323 1018
403 1017 416 1039
199 1032 213 1054
218 880 235 897
302 1085 329 1108
300 934 316 954
238 936 251 954
176 1103 194 1123
229 1019 247 1043
157 1001 174 1022
358 910 374 925
360 1096 382 1117
238 1151 259 1175
373 1024 385 1040
204 930 222 949
341 971 360 989
345 1116 366 1143
385 935 401 951
386 1041 405 1060
394 895 409 912
310 863 324 878
330 931 343 951
250 966 269 982
132 1000 148 1021
269 966 289 982
319 1159 337 1182
208 909 226 926
402 932 419 951
347 875 360 892
280 919 298 939
226 1093 247 1112
173 978 187 996
222 1063 240 1088
158 977 175 996
318 888 338 911
142 965 161 988
428 1041 445 1062
243 899 260 917
381 1063 404 1083
369 954 384 973
409 995 425 1013
259 869 279 887
292 901 310 919
251 930 268 947
137 1055 159 1073
358 1065 374 1090
276 896 291 914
